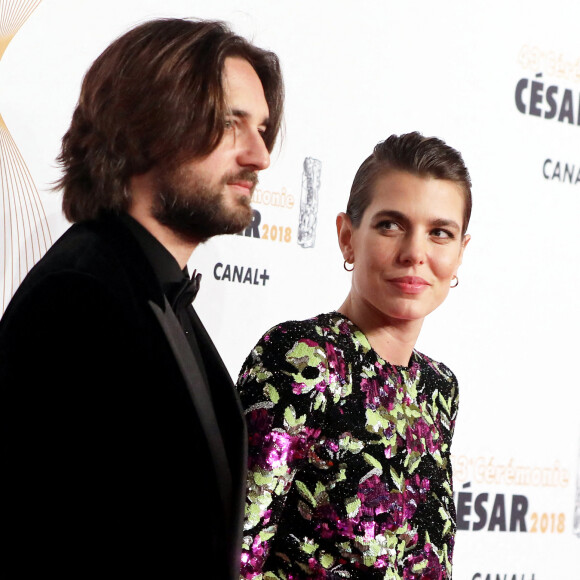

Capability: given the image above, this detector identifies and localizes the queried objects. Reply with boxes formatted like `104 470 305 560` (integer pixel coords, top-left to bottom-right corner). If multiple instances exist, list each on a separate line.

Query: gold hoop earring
343 260 354 272
450 275 459 288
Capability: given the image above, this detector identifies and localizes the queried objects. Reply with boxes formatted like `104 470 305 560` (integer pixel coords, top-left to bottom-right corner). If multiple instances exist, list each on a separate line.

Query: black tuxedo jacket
0 214 247 578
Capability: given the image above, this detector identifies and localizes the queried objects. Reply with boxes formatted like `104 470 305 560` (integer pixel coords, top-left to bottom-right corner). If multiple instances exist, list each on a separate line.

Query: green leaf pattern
238 313 459 579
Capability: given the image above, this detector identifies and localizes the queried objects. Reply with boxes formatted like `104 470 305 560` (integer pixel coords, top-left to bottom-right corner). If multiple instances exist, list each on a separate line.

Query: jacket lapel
188 307 248 556
148 297 232 512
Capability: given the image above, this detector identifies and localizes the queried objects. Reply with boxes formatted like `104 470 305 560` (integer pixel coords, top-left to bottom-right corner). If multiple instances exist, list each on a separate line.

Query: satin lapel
188 307 247 465
148 297 232 511
188 307 248 558
188 308 239 402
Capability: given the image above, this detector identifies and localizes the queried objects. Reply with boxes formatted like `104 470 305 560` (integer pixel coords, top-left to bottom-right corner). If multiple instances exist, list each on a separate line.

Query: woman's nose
397 233 426 265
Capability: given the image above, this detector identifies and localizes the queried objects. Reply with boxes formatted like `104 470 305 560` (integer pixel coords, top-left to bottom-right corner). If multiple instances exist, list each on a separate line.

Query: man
0 18 283 577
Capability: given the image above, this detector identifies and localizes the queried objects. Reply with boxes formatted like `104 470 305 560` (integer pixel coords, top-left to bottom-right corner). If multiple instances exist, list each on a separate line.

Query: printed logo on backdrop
471 573 536 580
453 455 575 580
215 157 322 286
515 46 580 127
542 158 580 185
515 46 580 187
453 455 570 535
0 0 52 314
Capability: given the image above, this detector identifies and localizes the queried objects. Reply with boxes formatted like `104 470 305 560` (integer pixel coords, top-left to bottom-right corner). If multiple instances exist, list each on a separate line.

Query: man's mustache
223 170 259 189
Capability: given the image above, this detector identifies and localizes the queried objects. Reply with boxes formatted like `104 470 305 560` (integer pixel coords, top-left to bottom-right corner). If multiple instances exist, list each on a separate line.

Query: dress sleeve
236 325 326 579
444 367 460 441
423 356 460 442
450 378 459 439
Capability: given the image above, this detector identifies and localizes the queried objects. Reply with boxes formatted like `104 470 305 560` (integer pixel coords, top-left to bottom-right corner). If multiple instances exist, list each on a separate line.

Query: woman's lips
388 276 430 294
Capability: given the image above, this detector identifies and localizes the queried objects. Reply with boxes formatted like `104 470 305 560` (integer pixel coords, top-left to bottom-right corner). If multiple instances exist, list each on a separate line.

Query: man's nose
237 130 270 171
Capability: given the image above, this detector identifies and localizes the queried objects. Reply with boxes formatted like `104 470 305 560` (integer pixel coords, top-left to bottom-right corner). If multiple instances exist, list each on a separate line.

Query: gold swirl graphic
0 0 42 61
1 0 50 313
0 114 51 312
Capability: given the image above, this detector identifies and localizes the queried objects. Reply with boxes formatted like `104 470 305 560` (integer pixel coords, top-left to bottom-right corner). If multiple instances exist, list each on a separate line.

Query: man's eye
432 228 454 239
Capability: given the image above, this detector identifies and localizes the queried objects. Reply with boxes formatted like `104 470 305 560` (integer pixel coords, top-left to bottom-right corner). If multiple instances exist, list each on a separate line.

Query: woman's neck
337 294 423 366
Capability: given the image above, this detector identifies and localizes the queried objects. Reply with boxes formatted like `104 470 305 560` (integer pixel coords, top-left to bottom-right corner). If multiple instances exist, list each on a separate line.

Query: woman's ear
457 233 471 267
336 212 354 262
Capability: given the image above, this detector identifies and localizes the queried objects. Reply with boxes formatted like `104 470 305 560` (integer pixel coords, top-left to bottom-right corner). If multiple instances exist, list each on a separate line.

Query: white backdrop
1 1 579 578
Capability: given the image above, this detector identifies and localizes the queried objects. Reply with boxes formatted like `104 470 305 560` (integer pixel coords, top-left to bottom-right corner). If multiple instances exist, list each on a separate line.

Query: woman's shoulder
239 312 368 380
238 312 360 409
412 349 458 385
254 311 371 353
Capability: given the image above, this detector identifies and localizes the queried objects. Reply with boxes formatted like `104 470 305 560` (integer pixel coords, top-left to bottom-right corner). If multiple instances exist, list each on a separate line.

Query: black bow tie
168 270 202 312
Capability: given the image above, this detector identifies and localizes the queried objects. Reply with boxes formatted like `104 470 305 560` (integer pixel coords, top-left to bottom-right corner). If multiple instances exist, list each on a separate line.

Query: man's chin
230 190 253 209
152 188 254 240
221 198 253 230
227 205 254 234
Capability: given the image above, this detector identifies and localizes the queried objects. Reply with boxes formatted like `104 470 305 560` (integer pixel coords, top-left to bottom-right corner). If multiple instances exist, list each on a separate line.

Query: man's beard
151 164 257 244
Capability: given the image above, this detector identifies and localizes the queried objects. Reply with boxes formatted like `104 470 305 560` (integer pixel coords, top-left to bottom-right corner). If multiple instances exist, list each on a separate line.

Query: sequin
237 312 459 579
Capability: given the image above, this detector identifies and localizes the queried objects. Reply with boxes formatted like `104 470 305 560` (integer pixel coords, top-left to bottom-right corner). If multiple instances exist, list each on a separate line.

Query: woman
238 132 471 579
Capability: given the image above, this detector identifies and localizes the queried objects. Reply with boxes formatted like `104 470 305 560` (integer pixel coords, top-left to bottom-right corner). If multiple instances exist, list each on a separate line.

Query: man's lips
227 178 257 196
388 276 431 294
228 180 254 192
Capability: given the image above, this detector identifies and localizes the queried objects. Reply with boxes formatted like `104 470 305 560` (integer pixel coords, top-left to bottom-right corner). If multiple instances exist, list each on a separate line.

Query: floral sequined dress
237 312 459 580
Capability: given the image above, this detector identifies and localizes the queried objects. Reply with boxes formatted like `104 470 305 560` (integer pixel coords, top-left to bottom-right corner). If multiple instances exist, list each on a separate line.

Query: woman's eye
224 119 235 130
377 220 399 232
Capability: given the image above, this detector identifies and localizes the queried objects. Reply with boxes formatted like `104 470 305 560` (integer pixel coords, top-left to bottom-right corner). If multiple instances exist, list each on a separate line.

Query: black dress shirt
119 213 209 388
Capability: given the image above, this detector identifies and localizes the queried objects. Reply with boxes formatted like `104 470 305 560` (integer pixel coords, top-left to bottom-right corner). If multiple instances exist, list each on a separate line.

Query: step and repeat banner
1 0 579 577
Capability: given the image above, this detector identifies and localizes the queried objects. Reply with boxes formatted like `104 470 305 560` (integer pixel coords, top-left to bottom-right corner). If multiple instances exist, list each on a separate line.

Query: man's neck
127 172 198 269
127 204 197 270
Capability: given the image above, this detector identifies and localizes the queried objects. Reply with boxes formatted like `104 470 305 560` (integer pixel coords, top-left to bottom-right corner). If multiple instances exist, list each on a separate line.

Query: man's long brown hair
57 18 284 222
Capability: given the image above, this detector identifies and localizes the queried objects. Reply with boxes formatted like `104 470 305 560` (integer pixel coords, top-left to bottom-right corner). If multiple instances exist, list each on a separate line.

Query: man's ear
336 212 354 262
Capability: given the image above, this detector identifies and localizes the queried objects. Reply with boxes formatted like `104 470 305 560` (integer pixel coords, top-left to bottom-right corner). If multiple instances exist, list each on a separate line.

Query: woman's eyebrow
371 210 461 231
371 209 408 222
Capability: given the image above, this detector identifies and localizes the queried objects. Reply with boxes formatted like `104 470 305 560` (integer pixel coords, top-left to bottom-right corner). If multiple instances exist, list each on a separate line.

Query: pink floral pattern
237 312 459 579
